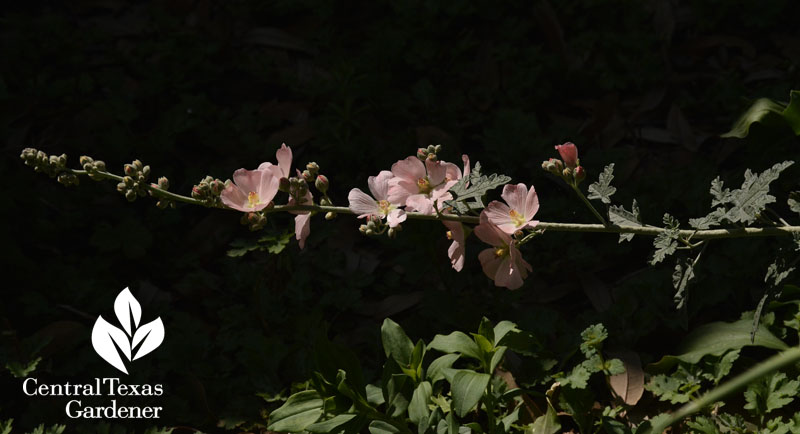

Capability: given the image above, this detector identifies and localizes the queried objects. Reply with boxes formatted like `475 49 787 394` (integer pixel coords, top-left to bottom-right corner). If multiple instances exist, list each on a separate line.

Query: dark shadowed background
2 1 799 432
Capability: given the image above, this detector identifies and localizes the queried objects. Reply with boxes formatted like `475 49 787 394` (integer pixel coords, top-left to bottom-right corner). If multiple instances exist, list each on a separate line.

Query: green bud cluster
358 216 396 237
417 144 443 162
20 148 74 182
116 159 151 202
79 156 107 181
240 211 267 231
191 176 227 207
541 158 586 186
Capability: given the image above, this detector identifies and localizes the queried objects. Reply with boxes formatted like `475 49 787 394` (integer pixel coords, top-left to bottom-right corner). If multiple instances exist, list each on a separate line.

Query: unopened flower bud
306 162 319 175
156 200 170 209
426 145 437 153
388 228 397 239
574 166 586 184
117 182 127 192
325 212 336 220
320 197 332 206
301 170 313 183
123 176 135 187
315 174 329 193
125 190 137 202
365 228 375 236
124 164 135 176
191 186 202 198
94 160 106 172
434 144 442 153
359 224 368 234
142 165 151 179
58 154 67 166
555 142 579 169
278 177 291 192
79 156 93 166
417 148 428 160
562 168 572 178
157 177 169 190
132 159 143 171
210 180 224 195
426 153 438 162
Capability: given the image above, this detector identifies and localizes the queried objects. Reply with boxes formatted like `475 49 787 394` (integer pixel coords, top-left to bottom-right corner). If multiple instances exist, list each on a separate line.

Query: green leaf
672 257 696 310
267 390 324 432
0 419 11 434
744 372 799 416
429 331 482 360
650 214 680 265
722 161 794 224
685 416 721 434
450 371 490 417
382 318 415 367
646 373 693 404
427 354 460 384
366 384 385 405
444 162 511 214
409 381 433 424
527 399 561 434
369 420 401 434
649 318 788 371
558 386 593 433
609 199 641 242
307 414 358 433
722 90 800 138
4 357 41 378
789 192 800 215
492 321 519 346
588 163 617 204
560 363 592 389
580 323 608 357
489 347 507 373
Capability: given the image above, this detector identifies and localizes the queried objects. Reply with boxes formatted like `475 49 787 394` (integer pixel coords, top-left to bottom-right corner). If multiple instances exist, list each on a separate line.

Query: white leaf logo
91 288 165 374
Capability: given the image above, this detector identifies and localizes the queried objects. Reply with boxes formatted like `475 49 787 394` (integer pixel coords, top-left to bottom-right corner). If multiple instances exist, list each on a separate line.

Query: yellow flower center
417 177 433 194
494 247 508 258
378 199 392 215
446 230 453 240
247 191 261 208
509 209 526 227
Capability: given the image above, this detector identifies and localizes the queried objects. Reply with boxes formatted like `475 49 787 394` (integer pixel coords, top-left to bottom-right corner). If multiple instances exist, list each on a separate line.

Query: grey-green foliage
557 324 623 390
647 350 740 404
690 161 794 229
588 164 617 204
444 162 511 214
650 213 680 265
608 199 641 242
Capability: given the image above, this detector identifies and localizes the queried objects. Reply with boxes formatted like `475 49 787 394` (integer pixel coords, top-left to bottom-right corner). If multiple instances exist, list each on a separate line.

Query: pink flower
258 143 293 178
443 220 465 271
348 171 407 227
555 142 578 169
484 183 540 235
474 213 532 290
387 156 461 215
291 191 313 249
220 166 281 212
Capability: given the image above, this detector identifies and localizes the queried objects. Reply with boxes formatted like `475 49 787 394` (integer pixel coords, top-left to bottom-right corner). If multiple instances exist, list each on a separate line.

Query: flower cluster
348 146 540 290
542 142 586 186
220 144 330 248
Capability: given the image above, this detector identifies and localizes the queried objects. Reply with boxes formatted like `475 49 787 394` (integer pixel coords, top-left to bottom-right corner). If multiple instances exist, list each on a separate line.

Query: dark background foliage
2 0 798 431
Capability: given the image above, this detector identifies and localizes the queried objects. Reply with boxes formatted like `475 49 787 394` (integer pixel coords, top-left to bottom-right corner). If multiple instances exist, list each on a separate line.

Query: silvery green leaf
588 164 617 204
722 161 794 224
609 199 641 242
673 258 695 310
650 214 681 265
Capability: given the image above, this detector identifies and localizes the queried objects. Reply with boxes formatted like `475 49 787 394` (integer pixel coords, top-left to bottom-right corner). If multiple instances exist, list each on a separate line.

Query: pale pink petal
430 185 454 202
484 201 517 235
474 212 511 247
257 169 281 206
232 168 263 195
257 161 275 171
426 160 448 185
510 244 533 277
555 142 578 169
524 186 540 221
369 170 394 200
406 194 434 215
462 154 471 180
443 221 465 272
294 213 311 249
387 209 406 228
478 248 503 281
494 257 524 290
220 184 251 212
391 157 426 182
276 143 293 178
348 188 380 218
387 179 416 204
501 184 529 214
442 161 461 183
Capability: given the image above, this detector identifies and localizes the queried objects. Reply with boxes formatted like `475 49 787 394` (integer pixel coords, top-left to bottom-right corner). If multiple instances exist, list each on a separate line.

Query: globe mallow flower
555 142 579 169
348 171 406 228
484 183 540 235
387 156 461 215
443 220 465 271
220 166 281 212
474 213 532 290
